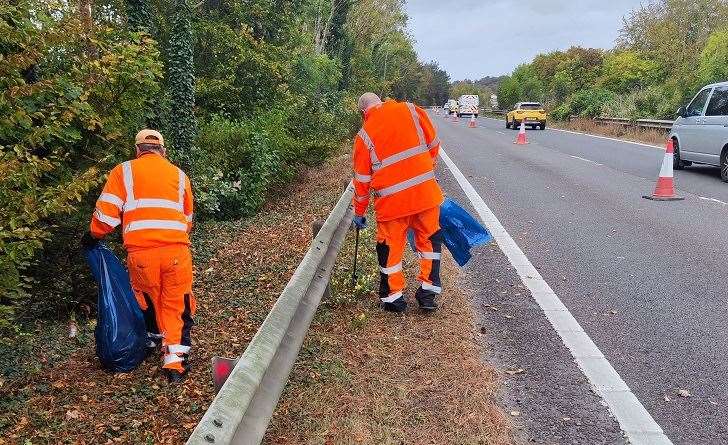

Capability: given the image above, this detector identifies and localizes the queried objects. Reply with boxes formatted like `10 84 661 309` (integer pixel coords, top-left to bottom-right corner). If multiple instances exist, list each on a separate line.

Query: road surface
432 112 727 444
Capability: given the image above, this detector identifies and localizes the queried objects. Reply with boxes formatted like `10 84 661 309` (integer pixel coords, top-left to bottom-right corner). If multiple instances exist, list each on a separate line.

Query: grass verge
265 205 512 444
553 118 668 146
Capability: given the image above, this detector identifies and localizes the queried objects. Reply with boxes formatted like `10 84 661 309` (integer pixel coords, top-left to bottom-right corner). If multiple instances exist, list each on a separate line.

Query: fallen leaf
664 395 671 402
504 368 525 376
678 389 691 398
66 410 81 420
510 410 520 416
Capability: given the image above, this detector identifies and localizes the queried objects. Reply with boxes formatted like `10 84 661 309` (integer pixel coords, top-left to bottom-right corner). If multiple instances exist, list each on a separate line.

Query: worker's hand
353 216 367 230
80 231 99 250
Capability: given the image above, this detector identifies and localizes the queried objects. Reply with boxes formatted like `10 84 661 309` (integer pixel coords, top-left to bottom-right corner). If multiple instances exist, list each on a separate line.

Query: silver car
671 81 728 181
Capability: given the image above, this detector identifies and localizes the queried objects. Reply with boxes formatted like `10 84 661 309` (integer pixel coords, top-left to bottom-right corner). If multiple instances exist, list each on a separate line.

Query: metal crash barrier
186 183 355 445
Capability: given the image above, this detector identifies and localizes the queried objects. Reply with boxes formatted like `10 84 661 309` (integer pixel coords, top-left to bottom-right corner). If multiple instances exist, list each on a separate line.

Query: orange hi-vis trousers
127 244 195 372
376 206 443 303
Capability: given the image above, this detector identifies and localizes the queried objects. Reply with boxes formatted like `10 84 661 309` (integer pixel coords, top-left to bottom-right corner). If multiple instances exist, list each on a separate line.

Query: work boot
382 296 407 313
416 292 438 312
164 368 188 384
145 333 163 358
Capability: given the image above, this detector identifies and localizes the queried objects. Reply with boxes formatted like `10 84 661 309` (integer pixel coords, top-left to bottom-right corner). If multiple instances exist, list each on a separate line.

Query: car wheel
721 149 728 182
506 118 510 129
673 138 691 170
540 123 546 130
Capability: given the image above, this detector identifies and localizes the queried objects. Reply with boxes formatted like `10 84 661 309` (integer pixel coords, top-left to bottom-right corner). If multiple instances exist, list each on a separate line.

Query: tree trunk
166 0 197 164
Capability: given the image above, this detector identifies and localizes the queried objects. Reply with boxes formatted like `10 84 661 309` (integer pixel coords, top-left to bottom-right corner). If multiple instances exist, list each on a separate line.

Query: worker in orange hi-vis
352 92 444 313
81 129 195 383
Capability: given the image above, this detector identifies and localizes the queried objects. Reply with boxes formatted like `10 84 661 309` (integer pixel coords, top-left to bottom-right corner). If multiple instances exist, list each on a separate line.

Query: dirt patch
555 118 669 146
1 149 511 445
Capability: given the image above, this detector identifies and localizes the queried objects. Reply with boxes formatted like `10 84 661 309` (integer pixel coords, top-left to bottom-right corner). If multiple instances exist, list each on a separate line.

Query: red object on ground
468 115 476 128
514 120 528 145
643 139 684 201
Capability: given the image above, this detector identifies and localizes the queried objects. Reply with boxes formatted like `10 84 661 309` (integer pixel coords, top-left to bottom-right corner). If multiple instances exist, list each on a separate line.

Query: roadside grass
266 214 512 444
554 118 668 146
1 148 511 445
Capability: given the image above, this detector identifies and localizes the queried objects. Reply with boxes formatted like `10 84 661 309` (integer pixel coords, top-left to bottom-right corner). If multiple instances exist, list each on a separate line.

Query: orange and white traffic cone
514 120 528 145
643 139 684 201
468 114 477 128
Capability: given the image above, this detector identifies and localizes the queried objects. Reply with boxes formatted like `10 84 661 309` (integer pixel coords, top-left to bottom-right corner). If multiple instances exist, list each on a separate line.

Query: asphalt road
431 113 728 444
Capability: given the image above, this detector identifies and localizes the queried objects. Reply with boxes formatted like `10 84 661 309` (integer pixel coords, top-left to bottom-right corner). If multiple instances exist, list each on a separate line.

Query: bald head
358 92 382 114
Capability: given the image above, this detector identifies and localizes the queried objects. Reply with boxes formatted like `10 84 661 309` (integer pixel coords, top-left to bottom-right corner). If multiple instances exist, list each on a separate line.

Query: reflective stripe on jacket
352 100 443 221
90 152 193 251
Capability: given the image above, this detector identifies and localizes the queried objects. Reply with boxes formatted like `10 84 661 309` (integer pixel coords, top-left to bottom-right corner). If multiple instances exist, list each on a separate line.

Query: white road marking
548 128 664 151
439 146 673 445
699 196 728 206
480 116 665 151
569 155 603 166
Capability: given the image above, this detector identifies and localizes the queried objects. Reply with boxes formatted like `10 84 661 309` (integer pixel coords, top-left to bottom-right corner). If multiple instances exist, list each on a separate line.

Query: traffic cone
514 120 528 145
643 139 684 201
468 114 477 128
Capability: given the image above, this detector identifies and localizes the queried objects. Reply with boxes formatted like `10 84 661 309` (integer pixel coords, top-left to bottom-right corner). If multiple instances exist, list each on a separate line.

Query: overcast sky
404 0 646 80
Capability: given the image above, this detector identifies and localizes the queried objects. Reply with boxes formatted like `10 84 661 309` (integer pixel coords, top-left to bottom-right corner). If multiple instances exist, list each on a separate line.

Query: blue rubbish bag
406 198 492 266
438 198 492 266
85 243 146 372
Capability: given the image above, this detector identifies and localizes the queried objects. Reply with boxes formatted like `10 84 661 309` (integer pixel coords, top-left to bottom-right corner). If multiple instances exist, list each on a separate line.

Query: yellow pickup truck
506 102 547 130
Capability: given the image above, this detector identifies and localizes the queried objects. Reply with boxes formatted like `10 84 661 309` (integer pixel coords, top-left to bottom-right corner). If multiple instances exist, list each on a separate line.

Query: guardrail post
312 219 331 300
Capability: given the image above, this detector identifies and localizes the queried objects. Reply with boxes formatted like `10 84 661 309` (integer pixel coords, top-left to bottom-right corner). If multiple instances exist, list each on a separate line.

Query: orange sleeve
90 165 125 239
352 133 372 217
183 173 194 232
416 106 440 160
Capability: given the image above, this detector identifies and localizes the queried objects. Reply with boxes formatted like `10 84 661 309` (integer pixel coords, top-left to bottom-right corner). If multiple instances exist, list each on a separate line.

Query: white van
457 95 479 118
671 81 728 180
445 99 459 116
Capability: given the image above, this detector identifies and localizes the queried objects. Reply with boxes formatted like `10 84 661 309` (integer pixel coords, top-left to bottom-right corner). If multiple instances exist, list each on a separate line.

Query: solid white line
480 116 665 151
569 155 603 166
439 147 673 445
699 196 728 206
549 127 664 150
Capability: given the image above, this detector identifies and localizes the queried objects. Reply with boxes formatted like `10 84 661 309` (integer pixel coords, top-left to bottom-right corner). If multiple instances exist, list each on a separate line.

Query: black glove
81 231 99 250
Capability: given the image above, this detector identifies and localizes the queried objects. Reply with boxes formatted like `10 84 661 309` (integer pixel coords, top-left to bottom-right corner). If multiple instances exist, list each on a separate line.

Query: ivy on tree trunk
166 0 197 165
126 0 154 34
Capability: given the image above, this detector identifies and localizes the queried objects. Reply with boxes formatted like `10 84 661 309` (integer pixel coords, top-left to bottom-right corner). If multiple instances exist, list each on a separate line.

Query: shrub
192 112 292 218
0 5 162 334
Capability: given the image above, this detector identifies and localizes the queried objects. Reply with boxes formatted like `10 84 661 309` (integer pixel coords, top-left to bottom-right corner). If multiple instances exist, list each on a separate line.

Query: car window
686 88 712 117
706 86 728 116
520 103 542 110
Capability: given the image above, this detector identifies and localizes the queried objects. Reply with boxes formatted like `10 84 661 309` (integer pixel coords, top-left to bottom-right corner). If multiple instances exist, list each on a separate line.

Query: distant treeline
497 0 728 120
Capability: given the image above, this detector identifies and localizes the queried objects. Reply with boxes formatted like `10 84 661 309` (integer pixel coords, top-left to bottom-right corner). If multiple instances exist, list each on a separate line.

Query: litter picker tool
352 227 360 287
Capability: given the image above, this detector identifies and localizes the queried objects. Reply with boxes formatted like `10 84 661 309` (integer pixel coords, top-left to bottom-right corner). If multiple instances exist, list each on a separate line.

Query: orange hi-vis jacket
353 100 443 221
90 152 193 251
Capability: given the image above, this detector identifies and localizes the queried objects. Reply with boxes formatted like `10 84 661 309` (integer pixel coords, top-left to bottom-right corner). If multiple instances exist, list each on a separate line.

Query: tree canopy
498 0 728 119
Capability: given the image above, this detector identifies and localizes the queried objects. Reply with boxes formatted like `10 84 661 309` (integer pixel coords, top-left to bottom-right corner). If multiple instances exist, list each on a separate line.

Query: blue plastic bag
85 243 146 372
439 198 492 266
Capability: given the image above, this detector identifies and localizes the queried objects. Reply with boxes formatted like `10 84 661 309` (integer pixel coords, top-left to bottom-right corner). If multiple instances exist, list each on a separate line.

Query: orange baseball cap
135 129 165 146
